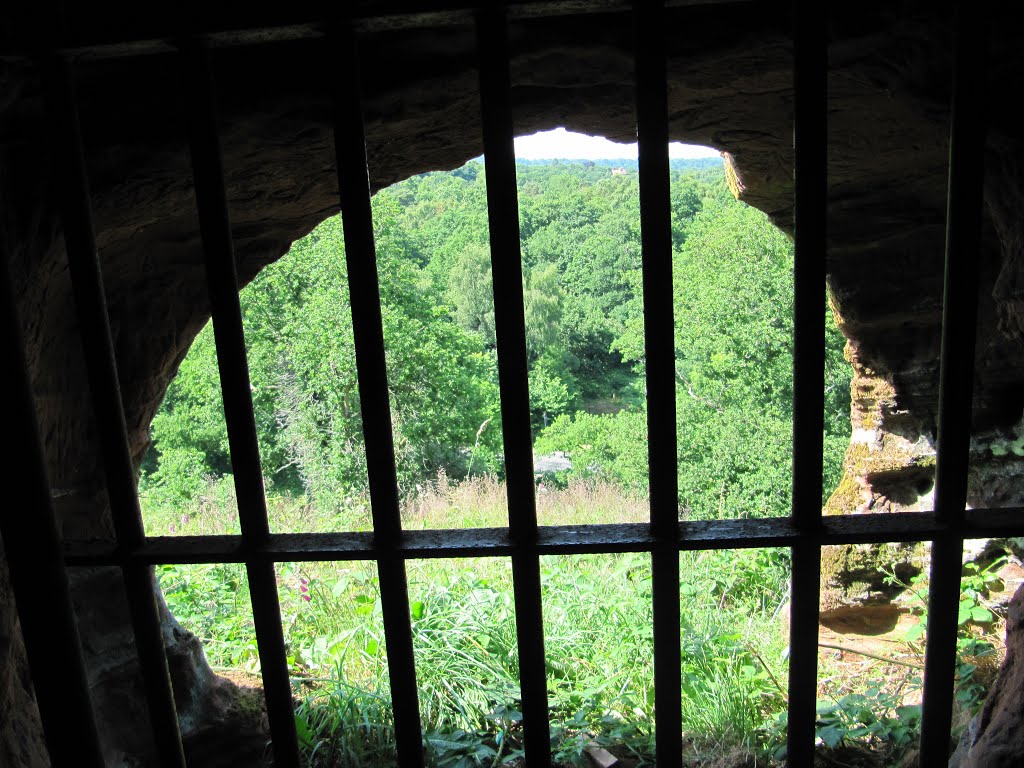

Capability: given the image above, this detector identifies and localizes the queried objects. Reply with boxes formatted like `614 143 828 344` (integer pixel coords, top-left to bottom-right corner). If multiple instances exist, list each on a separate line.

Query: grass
141 473 648 535
145 476 1005 767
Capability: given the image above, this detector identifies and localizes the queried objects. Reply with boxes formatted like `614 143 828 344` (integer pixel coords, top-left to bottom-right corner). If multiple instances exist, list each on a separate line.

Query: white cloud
513 127 719 161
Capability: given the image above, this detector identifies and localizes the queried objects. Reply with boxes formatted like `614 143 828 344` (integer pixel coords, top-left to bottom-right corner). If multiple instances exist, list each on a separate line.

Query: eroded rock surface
954 586 1024 767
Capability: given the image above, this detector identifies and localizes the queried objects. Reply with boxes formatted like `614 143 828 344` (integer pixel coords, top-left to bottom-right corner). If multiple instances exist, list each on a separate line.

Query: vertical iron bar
633 3 682 766
180 43 270 542
791 0 827 527
41 55 187 768
327 23 425 768
919 6 988 763
788 0 827 762
635 0 677 544
787 542 821 762
477 3 536 542
1 236 105 768
475 8 551 766
930 6 989 532
178 40 299 768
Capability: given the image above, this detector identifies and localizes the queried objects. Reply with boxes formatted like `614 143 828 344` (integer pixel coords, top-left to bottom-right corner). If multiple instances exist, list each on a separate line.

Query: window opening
540 552 656 763
814 542 931 763
141 321 242 536
672 182 796 522
160 561 262 688
248 215 374 535
6 4 1013 768
142 127 831 762
373 165 506 531
405 557 521 762
283 560 396 765
678 548 790 761
515 135 651 524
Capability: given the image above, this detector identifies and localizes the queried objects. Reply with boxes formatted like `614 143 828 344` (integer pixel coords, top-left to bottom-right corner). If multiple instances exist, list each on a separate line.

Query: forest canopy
140 159 851 522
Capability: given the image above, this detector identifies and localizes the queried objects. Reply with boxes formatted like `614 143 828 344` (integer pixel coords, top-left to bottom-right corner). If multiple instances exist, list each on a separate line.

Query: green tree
144 157 851 527
142 324 231 503
143 206 503 513
523 262 563 360
614 197 849 519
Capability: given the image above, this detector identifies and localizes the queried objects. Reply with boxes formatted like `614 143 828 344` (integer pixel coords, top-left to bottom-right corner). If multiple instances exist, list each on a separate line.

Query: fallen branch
745 642 787 698
818 642 924 670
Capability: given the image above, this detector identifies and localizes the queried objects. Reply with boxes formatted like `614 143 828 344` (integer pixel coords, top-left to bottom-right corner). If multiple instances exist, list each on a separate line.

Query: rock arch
2 3 1023 765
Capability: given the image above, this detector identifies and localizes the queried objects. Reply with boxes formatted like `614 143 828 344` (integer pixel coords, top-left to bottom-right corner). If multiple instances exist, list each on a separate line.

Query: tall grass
154 478 1009 767
143 474 650 537
151 477 792 766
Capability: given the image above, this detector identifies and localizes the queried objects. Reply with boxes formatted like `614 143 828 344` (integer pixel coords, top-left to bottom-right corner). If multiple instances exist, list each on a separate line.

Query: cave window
3 4 1005 768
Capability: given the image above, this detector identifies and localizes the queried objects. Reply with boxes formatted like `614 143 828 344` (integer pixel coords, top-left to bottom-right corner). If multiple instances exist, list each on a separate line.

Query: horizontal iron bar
64 507 1024 565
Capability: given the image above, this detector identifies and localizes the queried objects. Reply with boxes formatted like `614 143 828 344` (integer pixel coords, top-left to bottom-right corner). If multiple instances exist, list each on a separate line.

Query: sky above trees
513 128 721 161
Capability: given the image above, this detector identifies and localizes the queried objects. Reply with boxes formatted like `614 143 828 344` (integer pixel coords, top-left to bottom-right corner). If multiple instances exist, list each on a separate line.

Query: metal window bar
62 506 1024 568
919 6 990 764
475 8 552 765
633 2 683 766
41 55 187 768
2 235 105 768
788 0 827 762
178 40 300 767
326 21 425 768
9 5 1020 768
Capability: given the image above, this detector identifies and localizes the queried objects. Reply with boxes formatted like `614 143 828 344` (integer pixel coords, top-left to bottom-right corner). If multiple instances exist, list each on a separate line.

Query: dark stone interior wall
1 2 1022 765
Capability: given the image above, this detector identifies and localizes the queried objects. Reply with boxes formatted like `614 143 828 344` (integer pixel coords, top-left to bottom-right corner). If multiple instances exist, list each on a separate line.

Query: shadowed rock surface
1 2 1023 765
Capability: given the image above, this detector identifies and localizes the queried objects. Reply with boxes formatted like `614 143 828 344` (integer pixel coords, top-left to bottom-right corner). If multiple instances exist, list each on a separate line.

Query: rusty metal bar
787 541 821 763
40 54 187 768
633 2 682 765
791 0 826 529
1 227 105 768
476 7 551 766
787 0 828 761
920 5 989 763
327 22 425 767
634 0 679 543
178 39 299 768
64 509 1024 567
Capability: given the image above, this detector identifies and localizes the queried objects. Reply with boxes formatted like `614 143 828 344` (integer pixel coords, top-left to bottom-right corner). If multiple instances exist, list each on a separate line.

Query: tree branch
675 368 724 413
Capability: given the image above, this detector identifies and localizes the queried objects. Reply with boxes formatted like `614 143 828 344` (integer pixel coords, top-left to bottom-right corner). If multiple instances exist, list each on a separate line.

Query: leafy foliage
141 157 866 765
143 159 850 526
144 210 502 511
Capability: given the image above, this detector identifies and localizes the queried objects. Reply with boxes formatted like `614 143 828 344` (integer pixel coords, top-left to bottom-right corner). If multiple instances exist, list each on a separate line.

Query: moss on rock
819 541 929 614
824 474 867 516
